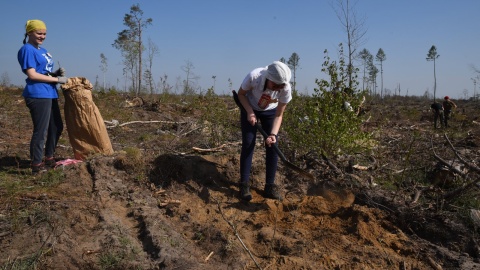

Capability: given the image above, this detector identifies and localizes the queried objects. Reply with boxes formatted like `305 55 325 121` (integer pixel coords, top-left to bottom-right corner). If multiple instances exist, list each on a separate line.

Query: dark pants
433 110 444 128
25 98 63 165
240 108 278 186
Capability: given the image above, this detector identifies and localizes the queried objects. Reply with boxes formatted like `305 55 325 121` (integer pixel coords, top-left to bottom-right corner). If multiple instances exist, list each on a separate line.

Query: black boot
239 183 252 201
264 184 282 200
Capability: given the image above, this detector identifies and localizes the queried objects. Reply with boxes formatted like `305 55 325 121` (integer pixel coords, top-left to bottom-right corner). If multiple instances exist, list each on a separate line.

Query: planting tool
232 90 314 180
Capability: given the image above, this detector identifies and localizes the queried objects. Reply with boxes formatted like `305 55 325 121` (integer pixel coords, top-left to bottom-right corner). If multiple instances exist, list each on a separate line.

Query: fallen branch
192 144 226 153
158 199 181 207
19 198 93 203
321 153 342 175
391 166 426 174
352 164 369 171
426 256 443 270
180 127 201 137
192 141 242 153
351 156 377 172
105 120 187 128
444 133 480 174
432 134 480 201
154 189 166 195
410 185 435 205
204 251 214 262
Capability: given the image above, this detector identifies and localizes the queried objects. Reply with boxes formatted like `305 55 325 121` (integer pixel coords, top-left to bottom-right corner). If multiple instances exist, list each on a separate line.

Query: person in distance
442 96 457 128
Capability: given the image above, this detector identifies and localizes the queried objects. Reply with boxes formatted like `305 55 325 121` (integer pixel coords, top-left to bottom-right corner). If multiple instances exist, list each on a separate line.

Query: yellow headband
25 20 47 33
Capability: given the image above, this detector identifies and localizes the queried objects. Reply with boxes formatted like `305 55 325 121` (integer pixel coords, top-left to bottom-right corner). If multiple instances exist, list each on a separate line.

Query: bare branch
215 200 263 269
430 134 480 201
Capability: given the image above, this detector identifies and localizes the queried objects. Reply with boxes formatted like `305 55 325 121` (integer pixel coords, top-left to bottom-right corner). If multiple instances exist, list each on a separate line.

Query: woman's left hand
265 134 276 147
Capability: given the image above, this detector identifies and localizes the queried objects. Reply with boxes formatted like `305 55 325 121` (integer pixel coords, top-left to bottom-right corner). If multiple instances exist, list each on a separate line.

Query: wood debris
158 199 181 207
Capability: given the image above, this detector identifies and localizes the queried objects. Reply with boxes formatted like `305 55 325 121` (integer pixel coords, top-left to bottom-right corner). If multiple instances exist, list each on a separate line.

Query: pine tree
426 45 440 101
113 4 152 95
375 48 386 98
287 52 300 94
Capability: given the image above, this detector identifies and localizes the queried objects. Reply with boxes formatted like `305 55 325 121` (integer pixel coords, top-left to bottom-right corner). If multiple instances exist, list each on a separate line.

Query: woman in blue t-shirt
17 20 68 174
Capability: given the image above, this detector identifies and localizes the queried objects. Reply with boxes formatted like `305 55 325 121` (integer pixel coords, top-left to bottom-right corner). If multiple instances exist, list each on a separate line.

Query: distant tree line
96 1 476 102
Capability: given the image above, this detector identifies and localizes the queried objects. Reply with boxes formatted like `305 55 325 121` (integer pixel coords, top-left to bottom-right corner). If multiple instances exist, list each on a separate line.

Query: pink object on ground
55 159 83 168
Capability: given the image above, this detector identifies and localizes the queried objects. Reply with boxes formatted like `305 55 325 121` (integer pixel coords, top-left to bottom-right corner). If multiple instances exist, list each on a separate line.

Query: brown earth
2 87 480 269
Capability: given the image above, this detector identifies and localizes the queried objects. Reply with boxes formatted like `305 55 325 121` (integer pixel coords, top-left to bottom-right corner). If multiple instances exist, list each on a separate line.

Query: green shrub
285 44 371 157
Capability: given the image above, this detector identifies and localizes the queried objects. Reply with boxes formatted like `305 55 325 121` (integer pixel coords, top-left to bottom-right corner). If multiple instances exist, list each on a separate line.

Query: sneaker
239 183 252 201
264 184 282 200
44 157 56 169
31 163 47 175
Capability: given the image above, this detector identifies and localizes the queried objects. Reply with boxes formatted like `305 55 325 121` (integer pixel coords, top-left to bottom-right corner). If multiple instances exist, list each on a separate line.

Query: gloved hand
47 68 65 77
53 67 66 77
57 77 68 84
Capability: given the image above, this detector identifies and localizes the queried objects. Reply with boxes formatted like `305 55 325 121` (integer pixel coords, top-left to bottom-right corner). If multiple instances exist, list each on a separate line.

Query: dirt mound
2 153 455 269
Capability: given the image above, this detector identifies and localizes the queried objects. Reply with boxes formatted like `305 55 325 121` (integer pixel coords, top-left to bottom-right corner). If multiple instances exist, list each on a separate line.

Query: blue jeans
25 98 63 165
240 108 278 185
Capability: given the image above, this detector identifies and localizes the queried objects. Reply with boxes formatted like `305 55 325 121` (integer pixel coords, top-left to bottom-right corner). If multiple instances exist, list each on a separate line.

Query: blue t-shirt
17 43 58 98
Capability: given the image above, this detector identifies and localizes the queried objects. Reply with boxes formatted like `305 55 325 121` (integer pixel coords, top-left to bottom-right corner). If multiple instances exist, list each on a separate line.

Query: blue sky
2 0 479 99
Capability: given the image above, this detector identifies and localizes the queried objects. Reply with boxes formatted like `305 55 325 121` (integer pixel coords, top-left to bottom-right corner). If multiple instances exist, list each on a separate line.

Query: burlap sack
61 77 113 160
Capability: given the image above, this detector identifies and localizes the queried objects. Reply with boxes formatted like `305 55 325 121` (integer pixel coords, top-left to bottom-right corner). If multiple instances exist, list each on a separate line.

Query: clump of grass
138 133 154 142
0 172 32 199
34 169 66 187
222 235 236 254
114 147 144 173
1 253 42 270
0 167 66 207
98 251 123 270
97 225 142 269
